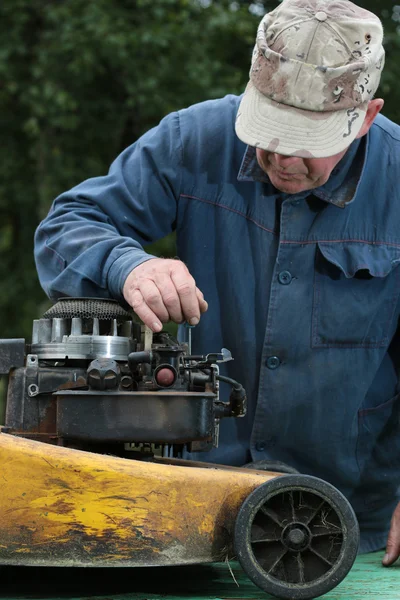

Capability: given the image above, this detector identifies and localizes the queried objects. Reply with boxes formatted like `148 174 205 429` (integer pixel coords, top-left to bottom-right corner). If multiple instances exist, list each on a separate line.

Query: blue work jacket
35 95 400 553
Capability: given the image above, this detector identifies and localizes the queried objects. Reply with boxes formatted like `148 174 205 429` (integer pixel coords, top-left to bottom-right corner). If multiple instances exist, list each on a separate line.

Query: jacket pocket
356 393 400 510
312 243 400 348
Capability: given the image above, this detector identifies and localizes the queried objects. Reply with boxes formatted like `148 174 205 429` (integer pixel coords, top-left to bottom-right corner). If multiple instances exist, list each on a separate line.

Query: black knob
87 358 120 390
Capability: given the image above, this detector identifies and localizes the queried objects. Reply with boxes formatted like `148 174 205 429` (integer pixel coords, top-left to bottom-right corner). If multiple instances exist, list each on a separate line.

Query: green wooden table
0 552 398 599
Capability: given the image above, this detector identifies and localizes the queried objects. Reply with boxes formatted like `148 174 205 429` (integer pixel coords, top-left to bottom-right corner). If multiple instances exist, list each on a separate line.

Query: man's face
256 147 348 194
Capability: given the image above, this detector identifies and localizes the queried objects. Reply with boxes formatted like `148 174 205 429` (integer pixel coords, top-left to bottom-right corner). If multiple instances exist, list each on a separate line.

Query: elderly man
35 0 400 564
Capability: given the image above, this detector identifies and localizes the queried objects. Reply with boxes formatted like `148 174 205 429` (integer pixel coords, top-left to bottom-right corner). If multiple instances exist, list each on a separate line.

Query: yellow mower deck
0 433 276 567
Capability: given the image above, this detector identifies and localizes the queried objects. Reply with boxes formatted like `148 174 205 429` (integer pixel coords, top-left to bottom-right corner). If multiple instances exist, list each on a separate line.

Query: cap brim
235 82 367 159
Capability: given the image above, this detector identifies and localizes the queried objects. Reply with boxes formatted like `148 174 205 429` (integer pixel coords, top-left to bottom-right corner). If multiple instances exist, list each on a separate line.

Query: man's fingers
123 259 208 329
171 268 199 325
139 279 170 323
196 287 208 314
383 502 400 566
154 273 183 323
129 289 162 332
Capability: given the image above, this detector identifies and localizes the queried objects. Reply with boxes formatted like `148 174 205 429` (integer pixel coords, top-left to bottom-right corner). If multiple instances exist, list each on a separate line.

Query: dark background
0 0 398 345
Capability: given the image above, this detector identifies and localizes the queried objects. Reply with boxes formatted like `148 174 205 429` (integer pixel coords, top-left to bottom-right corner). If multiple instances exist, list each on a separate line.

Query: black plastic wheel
234 475 359 600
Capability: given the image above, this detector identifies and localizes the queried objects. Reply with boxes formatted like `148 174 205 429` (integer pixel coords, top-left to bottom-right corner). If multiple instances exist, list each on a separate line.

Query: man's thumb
382 530 400 566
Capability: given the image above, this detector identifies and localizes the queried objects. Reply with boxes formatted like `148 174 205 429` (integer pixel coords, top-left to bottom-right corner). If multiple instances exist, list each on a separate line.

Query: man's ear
356 99 384 138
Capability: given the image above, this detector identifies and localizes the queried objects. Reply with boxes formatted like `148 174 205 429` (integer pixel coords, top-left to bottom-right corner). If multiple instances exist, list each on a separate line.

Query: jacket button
256 442 266 452
278 270 292 285
266 356 280 369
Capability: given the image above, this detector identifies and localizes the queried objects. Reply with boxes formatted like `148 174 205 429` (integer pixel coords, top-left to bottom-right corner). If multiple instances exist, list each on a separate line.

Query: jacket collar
237 136 366 208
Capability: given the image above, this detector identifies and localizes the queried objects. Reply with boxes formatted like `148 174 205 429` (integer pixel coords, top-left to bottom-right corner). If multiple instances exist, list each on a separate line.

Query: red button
156 367 175 387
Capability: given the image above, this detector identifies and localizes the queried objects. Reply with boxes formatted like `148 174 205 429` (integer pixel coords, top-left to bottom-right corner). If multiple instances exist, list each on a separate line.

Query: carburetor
1 298 246 457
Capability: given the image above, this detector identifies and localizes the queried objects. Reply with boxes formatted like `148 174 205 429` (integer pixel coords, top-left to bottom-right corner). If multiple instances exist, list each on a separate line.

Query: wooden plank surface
0 552 398 599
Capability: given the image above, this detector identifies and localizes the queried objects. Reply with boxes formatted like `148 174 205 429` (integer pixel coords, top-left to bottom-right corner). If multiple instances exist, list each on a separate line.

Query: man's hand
123 258 208 332
382 501 400 566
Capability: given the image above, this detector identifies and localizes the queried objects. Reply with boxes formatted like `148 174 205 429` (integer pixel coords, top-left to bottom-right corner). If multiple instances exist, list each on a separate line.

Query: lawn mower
0 298 359 599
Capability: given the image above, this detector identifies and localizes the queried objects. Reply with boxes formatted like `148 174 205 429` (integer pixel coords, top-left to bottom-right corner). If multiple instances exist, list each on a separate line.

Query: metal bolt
28 384 39 397
121 375 133 389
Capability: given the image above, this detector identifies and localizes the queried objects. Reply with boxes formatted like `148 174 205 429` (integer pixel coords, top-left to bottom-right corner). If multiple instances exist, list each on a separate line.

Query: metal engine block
0 298 246 457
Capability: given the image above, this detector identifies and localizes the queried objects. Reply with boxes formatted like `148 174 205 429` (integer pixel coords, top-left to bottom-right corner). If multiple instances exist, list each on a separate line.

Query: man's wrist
107 250 157 302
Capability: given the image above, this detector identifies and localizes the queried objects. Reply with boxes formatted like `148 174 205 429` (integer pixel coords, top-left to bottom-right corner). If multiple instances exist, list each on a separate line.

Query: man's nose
272 153 302 168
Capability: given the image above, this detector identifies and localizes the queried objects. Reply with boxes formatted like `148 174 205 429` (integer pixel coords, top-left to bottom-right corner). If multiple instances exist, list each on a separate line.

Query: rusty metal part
5 366 89 439
0 339 25 375
56 390 216 443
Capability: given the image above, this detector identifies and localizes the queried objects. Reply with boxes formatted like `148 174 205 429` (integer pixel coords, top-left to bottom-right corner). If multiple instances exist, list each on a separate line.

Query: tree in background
0 0 399 339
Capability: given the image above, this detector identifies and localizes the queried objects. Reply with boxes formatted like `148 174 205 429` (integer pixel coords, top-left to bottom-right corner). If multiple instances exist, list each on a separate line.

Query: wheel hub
282 522 311 551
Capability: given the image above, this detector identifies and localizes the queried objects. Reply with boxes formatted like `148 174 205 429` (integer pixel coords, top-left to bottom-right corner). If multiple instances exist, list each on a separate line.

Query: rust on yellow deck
0 434 277 567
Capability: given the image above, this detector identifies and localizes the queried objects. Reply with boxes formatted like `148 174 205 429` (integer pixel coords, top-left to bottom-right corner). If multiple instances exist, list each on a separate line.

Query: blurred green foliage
0 0 399 345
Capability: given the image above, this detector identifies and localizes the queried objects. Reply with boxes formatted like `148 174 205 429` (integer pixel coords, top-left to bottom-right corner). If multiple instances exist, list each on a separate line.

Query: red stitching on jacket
180 194 277 235
281 239 400 248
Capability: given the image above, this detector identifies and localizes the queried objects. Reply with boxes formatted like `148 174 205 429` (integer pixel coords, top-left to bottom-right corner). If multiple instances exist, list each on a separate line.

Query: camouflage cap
235 0 385 158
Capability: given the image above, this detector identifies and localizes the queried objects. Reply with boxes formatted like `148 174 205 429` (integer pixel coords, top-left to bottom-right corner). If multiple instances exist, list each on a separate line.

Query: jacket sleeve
34 111 182 303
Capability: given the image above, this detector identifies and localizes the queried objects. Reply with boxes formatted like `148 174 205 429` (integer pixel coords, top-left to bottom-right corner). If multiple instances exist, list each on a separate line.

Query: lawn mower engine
1 298 246 457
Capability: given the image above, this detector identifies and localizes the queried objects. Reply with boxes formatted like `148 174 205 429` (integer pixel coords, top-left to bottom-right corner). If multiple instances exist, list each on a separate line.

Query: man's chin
271 178 311 194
